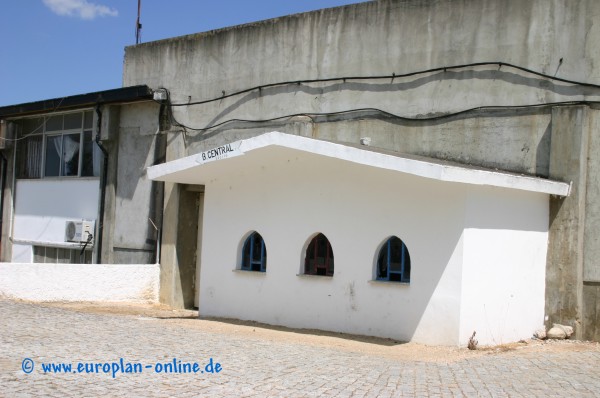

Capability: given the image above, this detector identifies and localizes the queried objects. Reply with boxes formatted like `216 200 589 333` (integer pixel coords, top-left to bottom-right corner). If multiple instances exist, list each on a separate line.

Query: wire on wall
167 61 600 107
154 61 600 133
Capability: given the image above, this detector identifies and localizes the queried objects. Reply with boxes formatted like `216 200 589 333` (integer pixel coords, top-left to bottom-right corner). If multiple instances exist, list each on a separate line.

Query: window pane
22 118 44 135
242 239 251 269
81 131 100 177
33 246 45 263
44 135 61 177
83 249 92 264
403 255 411 281
46 115 62 131
377 248 388 279
389 237 403 272
57 248 71 264
305 233 334 276
64 113 82 130
251 236 263 262
241 232 267 271
17 135 43 178
377 237 411 282
45 247 57 263
62 133 80 176
84 111 94 129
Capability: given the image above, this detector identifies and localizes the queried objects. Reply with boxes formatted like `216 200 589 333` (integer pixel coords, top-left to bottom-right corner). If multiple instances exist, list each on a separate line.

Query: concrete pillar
581 106 600 341
0 147 14 262
159 131 198 309
159 182 199 309
545 105 590 339
159 181 181 306
98 105 121 265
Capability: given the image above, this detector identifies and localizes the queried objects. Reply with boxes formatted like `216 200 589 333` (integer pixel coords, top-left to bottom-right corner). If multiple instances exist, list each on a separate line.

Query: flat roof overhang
0 85 154 118
147 131 571 197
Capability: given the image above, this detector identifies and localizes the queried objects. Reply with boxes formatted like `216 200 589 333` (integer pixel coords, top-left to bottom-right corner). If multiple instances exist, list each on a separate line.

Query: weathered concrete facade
100 102 164 265
0 87 164 303
123 0 600 340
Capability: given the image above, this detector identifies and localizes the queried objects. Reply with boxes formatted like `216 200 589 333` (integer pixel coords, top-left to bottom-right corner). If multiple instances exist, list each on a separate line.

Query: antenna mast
135 0 142 44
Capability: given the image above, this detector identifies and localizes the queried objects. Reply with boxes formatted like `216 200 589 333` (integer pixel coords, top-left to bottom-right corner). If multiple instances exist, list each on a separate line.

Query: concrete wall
123 0 600 175
196 146 549 346
123 0 600 338
100 102 163 264
0 263 159 302
11 179 99 262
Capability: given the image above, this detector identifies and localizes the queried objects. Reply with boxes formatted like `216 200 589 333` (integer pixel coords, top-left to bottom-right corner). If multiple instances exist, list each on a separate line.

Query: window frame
240 231 267 272
304 233 334 277
376 236 411 283
16 110 98 179
33 245 92 264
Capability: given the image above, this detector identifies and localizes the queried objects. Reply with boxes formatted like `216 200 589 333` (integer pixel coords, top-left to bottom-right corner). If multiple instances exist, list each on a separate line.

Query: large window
304 233 334 276
16 111 100 179
377 236 411 283
241 231 267 272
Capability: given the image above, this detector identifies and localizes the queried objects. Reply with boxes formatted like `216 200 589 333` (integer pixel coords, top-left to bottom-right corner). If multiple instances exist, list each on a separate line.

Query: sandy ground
32 300 600 363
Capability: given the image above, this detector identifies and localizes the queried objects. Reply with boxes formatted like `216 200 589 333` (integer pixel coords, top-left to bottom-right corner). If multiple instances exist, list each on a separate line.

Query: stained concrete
98 103 163 265
122 0 600 337
545 106 589 339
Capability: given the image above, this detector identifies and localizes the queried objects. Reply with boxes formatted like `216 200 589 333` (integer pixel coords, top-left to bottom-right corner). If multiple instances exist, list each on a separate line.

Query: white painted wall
198 147 466 345
459 187 549 346
0 263 159 302
12 179 99 262
196 146 550 346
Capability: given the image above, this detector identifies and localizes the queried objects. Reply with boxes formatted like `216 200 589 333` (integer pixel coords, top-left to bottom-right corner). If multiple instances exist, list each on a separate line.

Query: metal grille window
377 236 411 283
33 246 92 264
241 232 267 272
304 233 334 276
16 111 100 179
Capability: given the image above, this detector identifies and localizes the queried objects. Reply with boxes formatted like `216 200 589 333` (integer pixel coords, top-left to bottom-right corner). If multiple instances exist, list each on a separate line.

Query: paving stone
1 299 600 397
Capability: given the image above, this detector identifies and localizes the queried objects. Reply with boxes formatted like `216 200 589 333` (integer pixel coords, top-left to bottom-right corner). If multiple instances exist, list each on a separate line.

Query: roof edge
0 85 154 118
147 131 571 197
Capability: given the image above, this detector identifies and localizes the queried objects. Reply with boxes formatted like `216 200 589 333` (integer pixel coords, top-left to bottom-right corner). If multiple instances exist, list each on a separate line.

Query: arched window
241 232 267 272
377 236 410 283
304 233 334 276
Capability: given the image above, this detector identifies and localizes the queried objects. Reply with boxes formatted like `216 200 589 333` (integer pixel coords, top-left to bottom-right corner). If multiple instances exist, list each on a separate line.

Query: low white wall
0 263 159 302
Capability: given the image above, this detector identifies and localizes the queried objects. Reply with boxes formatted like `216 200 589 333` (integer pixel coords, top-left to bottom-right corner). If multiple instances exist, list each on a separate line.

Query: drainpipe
0 152 6 261
95 105 108 264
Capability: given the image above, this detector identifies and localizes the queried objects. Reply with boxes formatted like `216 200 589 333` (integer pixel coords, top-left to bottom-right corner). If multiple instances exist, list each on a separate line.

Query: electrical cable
152 61 600 132
0 97 66 142
162 99 600 132
167 61 600 107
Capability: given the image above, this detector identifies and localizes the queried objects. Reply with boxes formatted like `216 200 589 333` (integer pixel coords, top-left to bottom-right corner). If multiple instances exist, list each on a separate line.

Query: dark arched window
241 232 267 272
304 233 334 276
377 236 410 283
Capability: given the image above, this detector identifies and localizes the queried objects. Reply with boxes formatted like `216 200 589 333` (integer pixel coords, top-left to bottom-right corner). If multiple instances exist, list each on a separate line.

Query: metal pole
135 0 142 45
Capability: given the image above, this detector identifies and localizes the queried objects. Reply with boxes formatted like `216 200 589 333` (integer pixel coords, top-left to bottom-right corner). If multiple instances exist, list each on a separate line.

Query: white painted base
0 263 159 302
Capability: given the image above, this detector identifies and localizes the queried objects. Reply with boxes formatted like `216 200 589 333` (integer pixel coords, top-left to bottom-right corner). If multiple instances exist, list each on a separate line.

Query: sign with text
196 142 243 164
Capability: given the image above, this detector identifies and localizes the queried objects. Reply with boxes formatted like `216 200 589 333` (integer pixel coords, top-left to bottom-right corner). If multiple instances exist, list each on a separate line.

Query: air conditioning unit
65 220 95 244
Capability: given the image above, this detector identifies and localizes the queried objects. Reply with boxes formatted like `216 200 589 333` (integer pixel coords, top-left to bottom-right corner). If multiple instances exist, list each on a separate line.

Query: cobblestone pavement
1 299 599 397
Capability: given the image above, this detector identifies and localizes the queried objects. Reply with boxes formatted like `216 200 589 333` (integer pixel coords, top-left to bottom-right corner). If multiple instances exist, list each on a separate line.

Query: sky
0 0 367 107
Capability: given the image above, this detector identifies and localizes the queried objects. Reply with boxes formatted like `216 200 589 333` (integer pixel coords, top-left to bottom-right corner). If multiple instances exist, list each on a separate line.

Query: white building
148 132 568 346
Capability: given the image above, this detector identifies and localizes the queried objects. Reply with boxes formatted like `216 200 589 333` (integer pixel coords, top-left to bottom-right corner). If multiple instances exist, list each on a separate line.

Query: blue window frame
304 233 334 276
241 232 267 272
377 236 410 283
